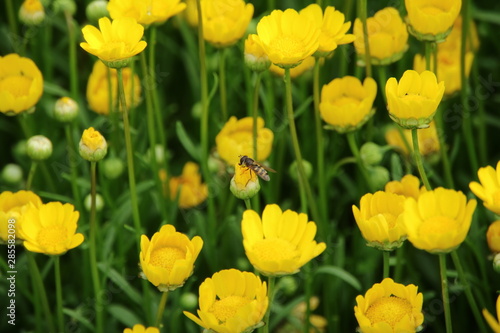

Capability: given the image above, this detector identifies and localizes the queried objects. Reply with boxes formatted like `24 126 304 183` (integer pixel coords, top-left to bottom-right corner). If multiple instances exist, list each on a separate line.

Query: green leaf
98 263 142 305
314 265 362 291
63 308 94 331
176 121 201 161
107 304 143 328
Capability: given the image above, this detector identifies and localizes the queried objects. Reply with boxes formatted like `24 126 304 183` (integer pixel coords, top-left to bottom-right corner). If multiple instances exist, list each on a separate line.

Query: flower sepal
101 58 133 69
366 237 407 252
323 108 375 133
388 114 433 130
407 23 453 43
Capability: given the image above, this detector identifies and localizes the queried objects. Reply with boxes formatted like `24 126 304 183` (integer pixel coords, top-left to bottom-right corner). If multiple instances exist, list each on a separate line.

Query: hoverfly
238 155 276 181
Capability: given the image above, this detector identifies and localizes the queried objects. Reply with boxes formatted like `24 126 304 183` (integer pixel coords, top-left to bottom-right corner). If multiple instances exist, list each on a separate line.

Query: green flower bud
85 0 109 24
180 293 198 310
54 97 79 122
102 157 125 180
494 253 500 274
84 193 104 212
19 0 45 26
53 0 76 15
236 257 251 271
278 276 298 296
27 135 53 161
360 142 389 166
289 159 313 182
147 144 166 165
1 164 23 184
230 163 260 200
79 127 107 162
370 166 390 190
191 102 202 119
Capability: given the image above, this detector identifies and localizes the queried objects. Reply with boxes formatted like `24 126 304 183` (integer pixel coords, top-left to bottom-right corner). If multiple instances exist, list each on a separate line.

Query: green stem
451 251 488 333
346 132 375 192
149 26 167 152
358 0 372 77
263 276 276 333
89 162 103 333
65 125 83 213
434 108 455 188
219 48 228 121
252 72 263 160
377 65 387 104
27 252 55 333
303 265 312 333
313 58 328 228
26 162 38 191
5 0 18 43
382 251 390 279
54 256 64 333
394 245 404 282
425 42 432 71
155 292 169 328
411 129 432 191
284 68 321 224
244 198 252 210
65 12 78 100
439 253 452 333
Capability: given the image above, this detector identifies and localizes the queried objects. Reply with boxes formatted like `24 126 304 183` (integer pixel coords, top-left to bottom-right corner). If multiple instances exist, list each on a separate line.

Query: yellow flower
80 17 147 68
241 204 326 276
0 191 42 243
182 0 198 27
108 0 186 26
483 295 500 333
19 0 45 25
469 162 500 215
256 9 320 68
86 60 141 115
230 162 260 200
169 162 208 209
385 70 445 129
385 121 441 161
201 0 254 48
244 34 271 72
215 116 274 166
384 174 424 200
403 187 476 253
18 202 84 255
269 56 316 79
354 278 424 333
123 324 160 333
354 7 408 65
440 16 480 53
405 0 461 42
79 127 108 162
487 221 500 254
352 191 407 251
184 269 268 333
140 224 203 291
0 54 43 116
300 4 355 57
319 76 377 133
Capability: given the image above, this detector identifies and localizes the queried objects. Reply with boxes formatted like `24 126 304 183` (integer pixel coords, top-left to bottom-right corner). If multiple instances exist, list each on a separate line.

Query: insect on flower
238 155 276 181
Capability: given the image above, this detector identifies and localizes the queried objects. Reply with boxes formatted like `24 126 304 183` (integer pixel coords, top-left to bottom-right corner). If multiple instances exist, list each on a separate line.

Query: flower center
419 216 458 235
210 295 251 324
149 246 186 272
271 36 302 58
37 226 67 248
365 295 413 327
0 76 33 98
252 238 298 262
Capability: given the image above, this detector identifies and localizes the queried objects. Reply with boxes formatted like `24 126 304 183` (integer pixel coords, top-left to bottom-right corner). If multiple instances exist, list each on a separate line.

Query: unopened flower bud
493 253 500 273
79 127 107 162
279 276 298 296
360 142 389 166
180 293 198 310
54 97 79 122
487 221 500 254
230 163 260 200
147 144 166 165
1 164 23 184
236 257 250 271
84 193 104 212
244 34 271 72
27 135 53 161
102 157 124 180
53 0 76 15
19 0 45 26
370 166 390 190
289 159 313 182
85 0 109 23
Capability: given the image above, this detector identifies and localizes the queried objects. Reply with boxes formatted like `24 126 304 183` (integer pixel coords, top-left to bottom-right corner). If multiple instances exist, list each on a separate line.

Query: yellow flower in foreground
405 0 461 42
354 278 424 333
319 76 377 133
403 187 476 253
256 9 320 68
230 162 260 200
385 174 423 200
86 60 141 115
123 324 160 333
201 0 254 48
352 191 407 251
80 17 147 68
483 295 500 333
354 7 408 65
385 70 445 129
184 269 268 333
0 191 42 243
469 161 500 215
19 0 45 25
18 202 84 255
269 56 316 79
215 116 274 166
140 224 203 291
487 221 500 254
0 54 43 116
108 0 186 26
169 162 208 209
300 4 355 57
385 121 441 161
242 204 326 276
79 127 108 162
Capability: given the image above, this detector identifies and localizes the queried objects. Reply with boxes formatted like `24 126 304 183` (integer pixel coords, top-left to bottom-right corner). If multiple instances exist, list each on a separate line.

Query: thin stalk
89 162 103 333
27 252 55 333
346 132 375 192
434 107 455 188
252 72 263 160
303 265 312 333
26 162 38 191
263 276 276 333
65 12 78 99
42 17 53 82
358 0 372 77
425 42 432 72
284 68 321 224
149 26 167 151
382 251 390 279
394 246 404 282
439 253 452 333
313 58 328 227
65 125 83 213
377 65 387 103
219 47 228 121
5 0 18 40
107 67 121 153
54 256 64 333
451 251 487 333
411 129 432 191
155 292 169 328
244 198 252 210
473 61 487 165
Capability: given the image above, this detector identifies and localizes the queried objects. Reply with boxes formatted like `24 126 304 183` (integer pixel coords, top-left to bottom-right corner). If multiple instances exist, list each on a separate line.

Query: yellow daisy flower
469 161 500 215
123 324 159 333
483 295 500 333
0 191 42 243
108 0 186 26
168 162 208 209
79 127 108 162
384 174 424 200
